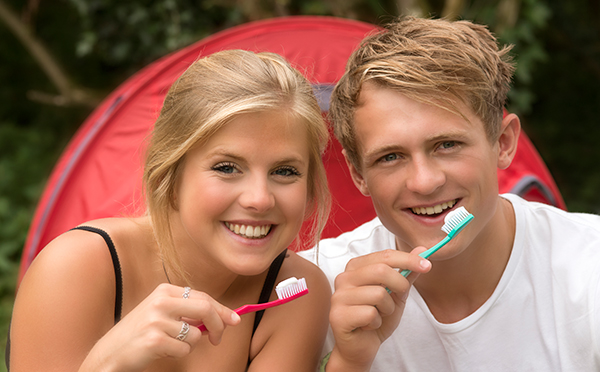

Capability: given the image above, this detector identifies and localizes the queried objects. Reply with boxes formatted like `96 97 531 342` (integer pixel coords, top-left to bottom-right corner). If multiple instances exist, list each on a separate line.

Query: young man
299 16 600 371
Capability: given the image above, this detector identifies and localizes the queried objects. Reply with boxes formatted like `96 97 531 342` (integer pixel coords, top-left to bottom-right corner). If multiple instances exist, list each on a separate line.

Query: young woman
9 50 331 371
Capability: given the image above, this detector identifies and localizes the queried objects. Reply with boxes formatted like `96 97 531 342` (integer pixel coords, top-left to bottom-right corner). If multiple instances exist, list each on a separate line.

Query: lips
411 199 457 216
225 222 272 239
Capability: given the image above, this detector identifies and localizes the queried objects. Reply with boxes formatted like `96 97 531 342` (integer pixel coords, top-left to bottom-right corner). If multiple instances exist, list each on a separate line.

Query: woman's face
172 109 310 276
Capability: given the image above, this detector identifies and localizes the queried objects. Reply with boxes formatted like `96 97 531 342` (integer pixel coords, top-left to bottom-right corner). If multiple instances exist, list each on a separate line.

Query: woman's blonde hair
330 16 515 170
143 50 330 281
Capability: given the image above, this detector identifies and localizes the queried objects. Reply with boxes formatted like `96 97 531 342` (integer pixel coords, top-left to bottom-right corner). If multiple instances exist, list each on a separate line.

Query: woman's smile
224 222 273 239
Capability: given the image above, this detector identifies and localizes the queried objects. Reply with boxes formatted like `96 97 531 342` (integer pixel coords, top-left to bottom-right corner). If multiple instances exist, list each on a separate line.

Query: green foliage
464 0 552 115
523 0 600 213
0 119 66 370
68 0 247 66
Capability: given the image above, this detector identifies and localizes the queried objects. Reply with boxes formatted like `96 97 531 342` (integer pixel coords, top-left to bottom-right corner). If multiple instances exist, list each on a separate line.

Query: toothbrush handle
235 290 305 316
197 289 308 332
400 235 451 277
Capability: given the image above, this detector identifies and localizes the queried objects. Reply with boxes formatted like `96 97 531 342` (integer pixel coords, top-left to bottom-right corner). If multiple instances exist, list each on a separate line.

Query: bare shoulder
20 219 122 291
10 218 136 370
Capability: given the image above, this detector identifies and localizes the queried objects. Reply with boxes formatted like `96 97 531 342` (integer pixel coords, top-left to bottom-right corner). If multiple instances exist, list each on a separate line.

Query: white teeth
411 199 457 215
225 222 272 239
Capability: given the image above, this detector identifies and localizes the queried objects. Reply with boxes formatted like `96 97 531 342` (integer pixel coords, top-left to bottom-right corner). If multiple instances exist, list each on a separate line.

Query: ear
497 113 521 170
342 149 371 196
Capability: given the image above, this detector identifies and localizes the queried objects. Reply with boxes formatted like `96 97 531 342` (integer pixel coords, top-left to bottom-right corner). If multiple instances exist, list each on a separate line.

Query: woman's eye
212 162 238 174
273 166 301 177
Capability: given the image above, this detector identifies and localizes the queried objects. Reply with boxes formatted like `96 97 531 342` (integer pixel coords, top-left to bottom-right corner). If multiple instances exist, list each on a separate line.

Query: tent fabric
18 16 565 284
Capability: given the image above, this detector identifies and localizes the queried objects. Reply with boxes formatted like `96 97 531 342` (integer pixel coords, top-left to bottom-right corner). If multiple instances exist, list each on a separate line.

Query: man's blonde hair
143 50 330 281
330 16 515 169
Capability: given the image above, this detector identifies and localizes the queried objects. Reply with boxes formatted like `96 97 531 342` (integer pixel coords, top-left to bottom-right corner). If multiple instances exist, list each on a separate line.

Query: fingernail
401 290 410 301
420 259 431 269
232 312 241 322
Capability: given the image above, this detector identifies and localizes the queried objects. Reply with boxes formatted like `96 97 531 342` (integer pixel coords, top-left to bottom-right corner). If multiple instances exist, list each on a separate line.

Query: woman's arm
248 251 331 372
9 228 240 372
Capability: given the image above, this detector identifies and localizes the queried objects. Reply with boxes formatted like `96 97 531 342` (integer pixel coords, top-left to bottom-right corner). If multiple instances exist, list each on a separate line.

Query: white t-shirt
299 194 600 371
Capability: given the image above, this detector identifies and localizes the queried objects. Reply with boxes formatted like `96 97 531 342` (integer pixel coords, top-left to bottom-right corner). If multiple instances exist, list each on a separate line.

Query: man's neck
411 197 516 324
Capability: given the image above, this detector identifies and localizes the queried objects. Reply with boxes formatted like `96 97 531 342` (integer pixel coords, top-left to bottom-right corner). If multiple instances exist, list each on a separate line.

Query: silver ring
182 286 191 299
176 321 190 341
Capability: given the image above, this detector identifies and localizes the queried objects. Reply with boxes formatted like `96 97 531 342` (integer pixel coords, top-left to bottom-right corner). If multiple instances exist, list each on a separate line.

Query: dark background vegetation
1 0 598 368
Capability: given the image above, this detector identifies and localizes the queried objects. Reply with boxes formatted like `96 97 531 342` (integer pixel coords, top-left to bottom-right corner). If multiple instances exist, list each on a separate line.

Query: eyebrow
427 130 470 142
207 148 308 166
208 148 244 161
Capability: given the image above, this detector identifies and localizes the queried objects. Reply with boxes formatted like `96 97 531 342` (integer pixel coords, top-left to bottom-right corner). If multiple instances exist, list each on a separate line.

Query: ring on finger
182 286 191 299
176 321 190 341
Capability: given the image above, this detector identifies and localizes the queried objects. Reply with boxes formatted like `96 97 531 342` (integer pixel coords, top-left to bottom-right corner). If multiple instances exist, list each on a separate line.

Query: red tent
18 16 565 284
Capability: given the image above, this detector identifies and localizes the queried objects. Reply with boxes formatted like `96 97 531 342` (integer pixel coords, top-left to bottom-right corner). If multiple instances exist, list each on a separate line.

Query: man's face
347 83 510 260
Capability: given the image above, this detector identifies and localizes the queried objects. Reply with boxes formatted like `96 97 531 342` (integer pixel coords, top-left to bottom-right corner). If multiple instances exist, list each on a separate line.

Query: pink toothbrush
198 277 308 332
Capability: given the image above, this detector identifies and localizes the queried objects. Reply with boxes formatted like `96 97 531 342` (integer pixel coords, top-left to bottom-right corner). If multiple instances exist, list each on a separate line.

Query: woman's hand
81 283 241 371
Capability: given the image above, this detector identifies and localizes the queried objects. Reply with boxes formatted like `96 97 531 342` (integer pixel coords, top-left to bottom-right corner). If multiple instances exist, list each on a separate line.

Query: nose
238 174 276 213
405 156 446 195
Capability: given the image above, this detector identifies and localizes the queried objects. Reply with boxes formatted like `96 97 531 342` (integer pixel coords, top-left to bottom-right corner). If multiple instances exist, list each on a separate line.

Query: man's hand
326 247 431 371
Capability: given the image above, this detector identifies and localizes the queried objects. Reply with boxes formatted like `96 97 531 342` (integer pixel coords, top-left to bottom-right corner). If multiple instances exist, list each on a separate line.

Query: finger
335 262 410 295
345 249 431 275
135 322 194 360
187 300 227 345
402 246 432 281
332 285 396 317
176 291 240 346
169 319 202 348
330 302 382 332
177 289 241 325
157 329 193 358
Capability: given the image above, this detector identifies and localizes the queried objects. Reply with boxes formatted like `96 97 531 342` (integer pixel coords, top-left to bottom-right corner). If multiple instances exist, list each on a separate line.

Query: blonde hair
143 50 330 281
330 16 515 169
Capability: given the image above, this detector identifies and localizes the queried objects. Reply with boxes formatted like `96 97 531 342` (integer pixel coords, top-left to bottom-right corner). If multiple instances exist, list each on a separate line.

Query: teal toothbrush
400 206 474 278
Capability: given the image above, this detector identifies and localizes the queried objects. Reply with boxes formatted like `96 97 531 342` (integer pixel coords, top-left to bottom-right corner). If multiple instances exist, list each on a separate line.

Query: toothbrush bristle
441 207 472 234
275 277 308 299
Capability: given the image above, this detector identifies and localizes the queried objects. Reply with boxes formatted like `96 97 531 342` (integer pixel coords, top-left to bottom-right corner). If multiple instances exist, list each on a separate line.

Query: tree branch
0 0 100 107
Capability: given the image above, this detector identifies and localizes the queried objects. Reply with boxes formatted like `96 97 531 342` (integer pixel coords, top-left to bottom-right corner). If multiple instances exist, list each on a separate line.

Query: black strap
72 226 123 323
252 249 287 336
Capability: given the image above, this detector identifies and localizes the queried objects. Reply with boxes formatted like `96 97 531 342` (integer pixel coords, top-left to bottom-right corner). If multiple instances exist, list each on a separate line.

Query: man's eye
212 162 238 174
381 153 399 162
273 166 301 177
440 141 456 149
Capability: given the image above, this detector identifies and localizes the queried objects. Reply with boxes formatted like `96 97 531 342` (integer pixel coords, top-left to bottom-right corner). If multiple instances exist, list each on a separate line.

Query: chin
228 258 273 277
